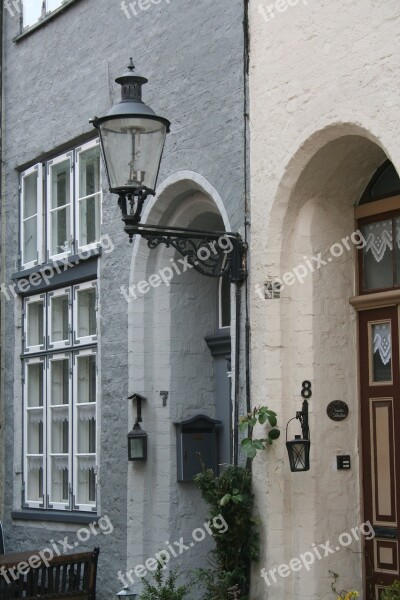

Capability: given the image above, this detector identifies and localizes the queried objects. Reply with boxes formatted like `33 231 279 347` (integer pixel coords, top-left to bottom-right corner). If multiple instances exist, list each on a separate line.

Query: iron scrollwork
126 224 247 283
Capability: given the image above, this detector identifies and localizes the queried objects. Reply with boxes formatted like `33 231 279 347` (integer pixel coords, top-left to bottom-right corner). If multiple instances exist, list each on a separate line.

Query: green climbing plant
239 405 281 459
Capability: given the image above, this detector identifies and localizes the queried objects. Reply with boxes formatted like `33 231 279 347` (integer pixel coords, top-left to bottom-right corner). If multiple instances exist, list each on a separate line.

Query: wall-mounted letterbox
174 415 221 482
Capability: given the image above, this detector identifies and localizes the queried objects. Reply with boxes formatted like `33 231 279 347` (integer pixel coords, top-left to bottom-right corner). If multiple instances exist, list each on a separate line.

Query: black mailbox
174 415 221 482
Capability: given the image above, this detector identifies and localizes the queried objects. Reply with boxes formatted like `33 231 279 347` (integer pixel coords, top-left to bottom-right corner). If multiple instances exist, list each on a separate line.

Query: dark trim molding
16 131 98 173
204 333 231 357
12 250 100 296
12 510 99 525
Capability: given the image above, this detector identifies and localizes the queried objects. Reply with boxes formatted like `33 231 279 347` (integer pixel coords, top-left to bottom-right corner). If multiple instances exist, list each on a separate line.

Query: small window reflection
219 275 230 329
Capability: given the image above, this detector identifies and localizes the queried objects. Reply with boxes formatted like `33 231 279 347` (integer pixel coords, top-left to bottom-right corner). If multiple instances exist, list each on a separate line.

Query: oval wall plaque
327 400 349 422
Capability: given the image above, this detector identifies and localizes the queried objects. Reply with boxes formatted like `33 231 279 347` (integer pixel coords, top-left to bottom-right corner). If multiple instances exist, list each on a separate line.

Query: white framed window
22 283 98 512
23 293 46 353
22 0 66 29
47 353 72 510
73 348 97 511
75 140 102 251
23 357 46 509
73 281 97 345
20 140 102 271
20 164 43 269
47 152 74 261
48 287 72 350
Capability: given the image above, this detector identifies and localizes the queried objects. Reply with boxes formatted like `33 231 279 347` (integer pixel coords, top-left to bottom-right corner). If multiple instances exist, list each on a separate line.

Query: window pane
27 363 43 407
51 294 69 343
51 407 69 453
361 220 394 290
23 216 38 265
27 410 43 454
50 457 69 504
76 457 96 505
51 207 70 255
78 194 101 246
26 458 43 502
77 407 96 453
50 160 70 256
27 301 44 348
46 0 64 12
77 288 96 338
371 322 392 382
23 172 38 219
51 161 70 209
50 359 69 405
77 355 96 403
79 147 100 197
22 0 43 27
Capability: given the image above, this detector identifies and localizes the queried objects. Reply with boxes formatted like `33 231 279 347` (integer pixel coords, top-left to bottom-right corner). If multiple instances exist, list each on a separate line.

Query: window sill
13 0 80 43
12 509 99 525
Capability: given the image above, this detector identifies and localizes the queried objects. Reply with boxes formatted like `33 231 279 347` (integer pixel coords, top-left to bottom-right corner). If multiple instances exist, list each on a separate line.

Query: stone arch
253 124 399 599
126 171 233 583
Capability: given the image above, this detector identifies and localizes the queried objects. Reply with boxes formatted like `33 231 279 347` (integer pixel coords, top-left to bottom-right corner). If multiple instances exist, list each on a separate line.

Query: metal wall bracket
125 223 247 284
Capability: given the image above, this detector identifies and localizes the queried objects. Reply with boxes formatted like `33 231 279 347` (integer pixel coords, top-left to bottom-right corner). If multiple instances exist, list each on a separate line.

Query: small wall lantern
286 399 310 472
127 393 148 461
116 586 138 600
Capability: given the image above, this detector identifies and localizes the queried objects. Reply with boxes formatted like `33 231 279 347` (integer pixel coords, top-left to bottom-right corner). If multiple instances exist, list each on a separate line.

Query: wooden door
360 307 400 599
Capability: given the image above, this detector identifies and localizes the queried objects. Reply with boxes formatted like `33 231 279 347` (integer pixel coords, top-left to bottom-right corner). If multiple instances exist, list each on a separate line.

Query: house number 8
301 381 312 399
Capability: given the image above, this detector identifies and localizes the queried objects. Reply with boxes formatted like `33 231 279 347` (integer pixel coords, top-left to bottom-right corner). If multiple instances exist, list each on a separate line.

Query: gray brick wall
1 0 246 596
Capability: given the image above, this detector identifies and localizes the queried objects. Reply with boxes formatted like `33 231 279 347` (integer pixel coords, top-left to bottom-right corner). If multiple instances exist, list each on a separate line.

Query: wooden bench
0 547 99 600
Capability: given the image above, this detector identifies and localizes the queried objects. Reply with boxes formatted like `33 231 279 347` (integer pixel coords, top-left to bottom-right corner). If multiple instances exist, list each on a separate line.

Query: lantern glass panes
286 435 310 472
98 117 167 194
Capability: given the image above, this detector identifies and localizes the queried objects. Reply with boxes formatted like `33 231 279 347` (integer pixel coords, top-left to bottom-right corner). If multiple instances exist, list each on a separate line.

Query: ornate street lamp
91 60 246 284
92 59 170 237
286 399 310 472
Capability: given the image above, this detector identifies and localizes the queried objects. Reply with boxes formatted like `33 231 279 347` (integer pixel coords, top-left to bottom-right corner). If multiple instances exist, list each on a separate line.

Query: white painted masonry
249 0 400 598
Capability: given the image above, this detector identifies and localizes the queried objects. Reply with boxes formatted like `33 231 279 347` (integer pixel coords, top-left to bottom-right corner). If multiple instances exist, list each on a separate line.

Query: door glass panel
361 220 394 290
371 322 392 382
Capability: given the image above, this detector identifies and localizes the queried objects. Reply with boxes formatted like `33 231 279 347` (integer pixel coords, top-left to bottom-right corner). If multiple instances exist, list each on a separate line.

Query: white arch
129 170 232 278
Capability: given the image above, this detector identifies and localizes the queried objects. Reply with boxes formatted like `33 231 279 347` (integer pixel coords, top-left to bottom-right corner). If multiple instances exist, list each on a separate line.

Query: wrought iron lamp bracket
295 399 309 441
123 222 247 284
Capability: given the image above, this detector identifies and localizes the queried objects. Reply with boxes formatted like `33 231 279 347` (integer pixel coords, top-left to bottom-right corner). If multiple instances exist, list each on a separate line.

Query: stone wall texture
249 0 400 598
1 0 246 597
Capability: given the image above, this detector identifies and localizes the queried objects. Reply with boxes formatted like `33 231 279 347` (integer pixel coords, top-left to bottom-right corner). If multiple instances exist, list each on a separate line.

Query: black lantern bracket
285 399 310 442
128 392 146 426
91 59 247 285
